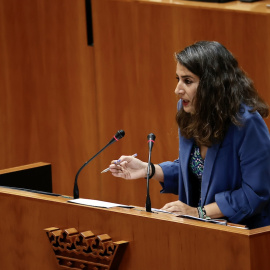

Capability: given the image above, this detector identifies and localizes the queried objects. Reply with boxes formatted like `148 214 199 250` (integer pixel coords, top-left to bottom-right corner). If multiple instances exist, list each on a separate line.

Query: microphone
73 130 125 199
145 133 156 212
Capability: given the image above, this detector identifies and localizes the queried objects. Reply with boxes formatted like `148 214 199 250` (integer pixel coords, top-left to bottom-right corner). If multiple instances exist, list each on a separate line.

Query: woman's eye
176 76 179 82
185 79 192 85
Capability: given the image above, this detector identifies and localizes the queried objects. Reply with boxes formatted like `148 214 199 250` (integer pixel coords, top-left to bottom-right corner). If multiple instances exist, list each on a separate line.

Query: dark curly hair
175 41 269 147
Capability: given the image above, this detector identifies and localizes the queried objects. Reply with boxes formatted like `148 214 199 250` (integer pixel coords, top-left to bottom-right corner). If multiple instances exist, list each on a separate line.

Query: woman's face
175 63 200 114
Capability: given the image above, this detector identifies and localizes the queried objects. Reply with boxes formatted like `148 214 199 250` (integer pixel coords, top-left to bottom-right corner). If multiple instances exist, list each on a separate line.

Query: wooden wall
0 0 100 198
0 0 270 208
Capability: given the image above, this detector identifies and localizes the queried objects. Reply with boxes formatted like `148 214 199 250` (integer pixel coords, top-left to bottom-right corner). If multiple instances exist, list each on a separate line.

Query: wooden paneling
92 0 270 208
3 187 270 270
92 0 179 208
0 0 99 198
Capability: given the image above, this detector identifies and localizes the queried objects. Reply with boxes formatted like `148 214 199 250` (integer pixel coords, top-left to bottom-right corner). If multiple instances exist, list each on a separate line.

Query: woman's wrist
197 206 210 219
203 203 224 219
144 163 155 179
142 163 164 183
143 162 149 178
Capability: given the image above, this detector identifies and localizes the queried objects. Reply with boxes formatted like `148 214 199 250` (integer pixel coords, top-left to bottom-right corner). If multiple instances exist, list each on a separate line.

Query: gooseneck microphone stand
73 130 125 199
145 133 156 212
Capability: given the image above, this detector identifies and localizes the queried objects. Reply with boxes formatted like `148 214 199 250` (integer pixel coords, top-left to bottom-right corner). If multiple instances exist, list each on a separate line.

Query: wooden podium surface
1 186 270 270
137 0 270 14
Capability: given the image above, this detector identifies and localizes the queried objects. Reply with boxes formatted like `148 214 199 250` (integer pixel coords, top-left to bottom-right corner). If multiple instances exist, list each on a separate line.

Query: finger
112 169 131 179
109 164 120 172
164 205 177 212
118 155 135 164
161 201 176 210
167 207 184 215
110 155 127 164
111 159 120 165
119 160 128 168
111 171 124 178
109 164 123 172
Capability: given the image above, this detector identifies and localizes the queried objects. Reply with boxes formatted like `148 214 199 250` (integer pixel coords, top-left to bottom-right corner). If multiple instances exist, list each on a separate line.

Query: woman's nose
175 82 184 95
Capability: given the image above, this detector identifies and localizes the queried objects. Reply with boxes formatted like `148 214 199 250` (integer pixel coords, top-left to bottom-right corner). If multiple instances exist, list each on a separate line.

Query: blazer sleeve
215 112 270 224
159 159 180 195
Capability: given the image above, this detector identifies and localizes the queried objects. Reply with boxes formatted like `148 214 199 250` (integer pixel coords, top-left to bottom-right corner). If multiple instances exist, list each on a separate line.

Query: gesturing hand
109 155 148 180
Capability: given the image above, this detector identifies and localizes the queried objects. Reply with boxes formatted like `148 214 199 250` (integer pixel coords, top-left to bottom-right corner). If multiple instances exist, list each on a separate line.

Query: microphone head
115 130 125 140
147 133 156 142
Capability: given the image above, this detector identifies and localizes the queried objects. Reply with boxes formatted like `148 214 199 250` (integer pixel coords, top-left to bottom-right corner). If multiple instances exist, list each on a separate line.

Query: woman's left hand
161 200 198 217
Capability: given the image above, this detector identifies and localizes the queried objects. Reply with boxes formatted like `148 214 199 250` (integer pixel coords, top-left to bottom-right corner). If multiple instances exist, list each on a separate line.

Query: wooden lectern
1 163 270 269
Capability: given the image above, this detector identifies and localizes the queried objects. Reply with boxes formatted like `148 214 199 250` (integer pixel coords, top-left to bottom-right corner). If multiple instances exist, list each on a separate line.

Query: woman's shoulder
238 104 265 123
229 104 270 142
224 104 269 141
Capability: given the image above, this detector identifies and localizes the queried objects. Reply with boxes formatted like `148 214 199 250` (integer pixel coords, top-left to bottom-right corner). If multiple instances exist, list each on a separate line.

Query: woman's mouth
182 99 190 106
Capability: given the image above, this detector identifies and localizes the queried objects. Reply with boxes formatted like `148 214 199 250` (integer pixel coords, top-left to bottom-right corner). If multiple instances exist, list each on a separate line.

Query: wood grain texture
92 0 180 208
0 0 99 198
2 187 270 270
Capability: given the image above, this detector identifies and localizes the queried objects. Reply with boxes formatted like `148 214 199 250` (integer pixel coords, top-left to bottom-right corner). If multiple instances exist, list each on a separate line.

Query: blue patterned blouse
189 144 204 178
189 144 204 205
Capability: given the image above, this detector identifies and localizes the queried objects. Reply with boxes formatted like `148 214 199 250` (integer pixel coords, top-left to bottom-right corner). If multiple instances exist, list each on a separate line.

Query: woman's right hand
109 155 148 180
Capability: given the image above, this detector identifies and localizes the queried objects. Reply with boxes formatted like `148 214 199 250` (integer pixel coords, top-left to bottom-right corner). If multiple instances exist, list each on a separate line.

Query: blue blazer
159 102 270 229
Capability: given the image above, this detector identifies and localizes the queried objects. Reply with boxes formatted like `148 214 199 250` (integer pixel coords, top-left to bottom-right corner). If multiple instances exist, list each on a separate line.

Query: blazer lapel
200 142 221 206
179 136 194 204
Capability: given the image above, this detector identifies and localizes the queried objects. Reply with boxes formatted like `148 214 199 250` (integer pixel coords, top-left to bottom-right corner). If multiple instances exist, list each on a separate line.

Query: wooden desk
138 0 270 14
1 186 270 269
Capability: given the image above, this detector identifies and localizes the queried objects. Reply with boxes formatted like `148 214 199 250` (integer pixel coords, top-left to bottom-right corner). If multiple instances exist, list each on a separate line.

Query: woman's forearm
152 164 164 183
204 202 224 219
